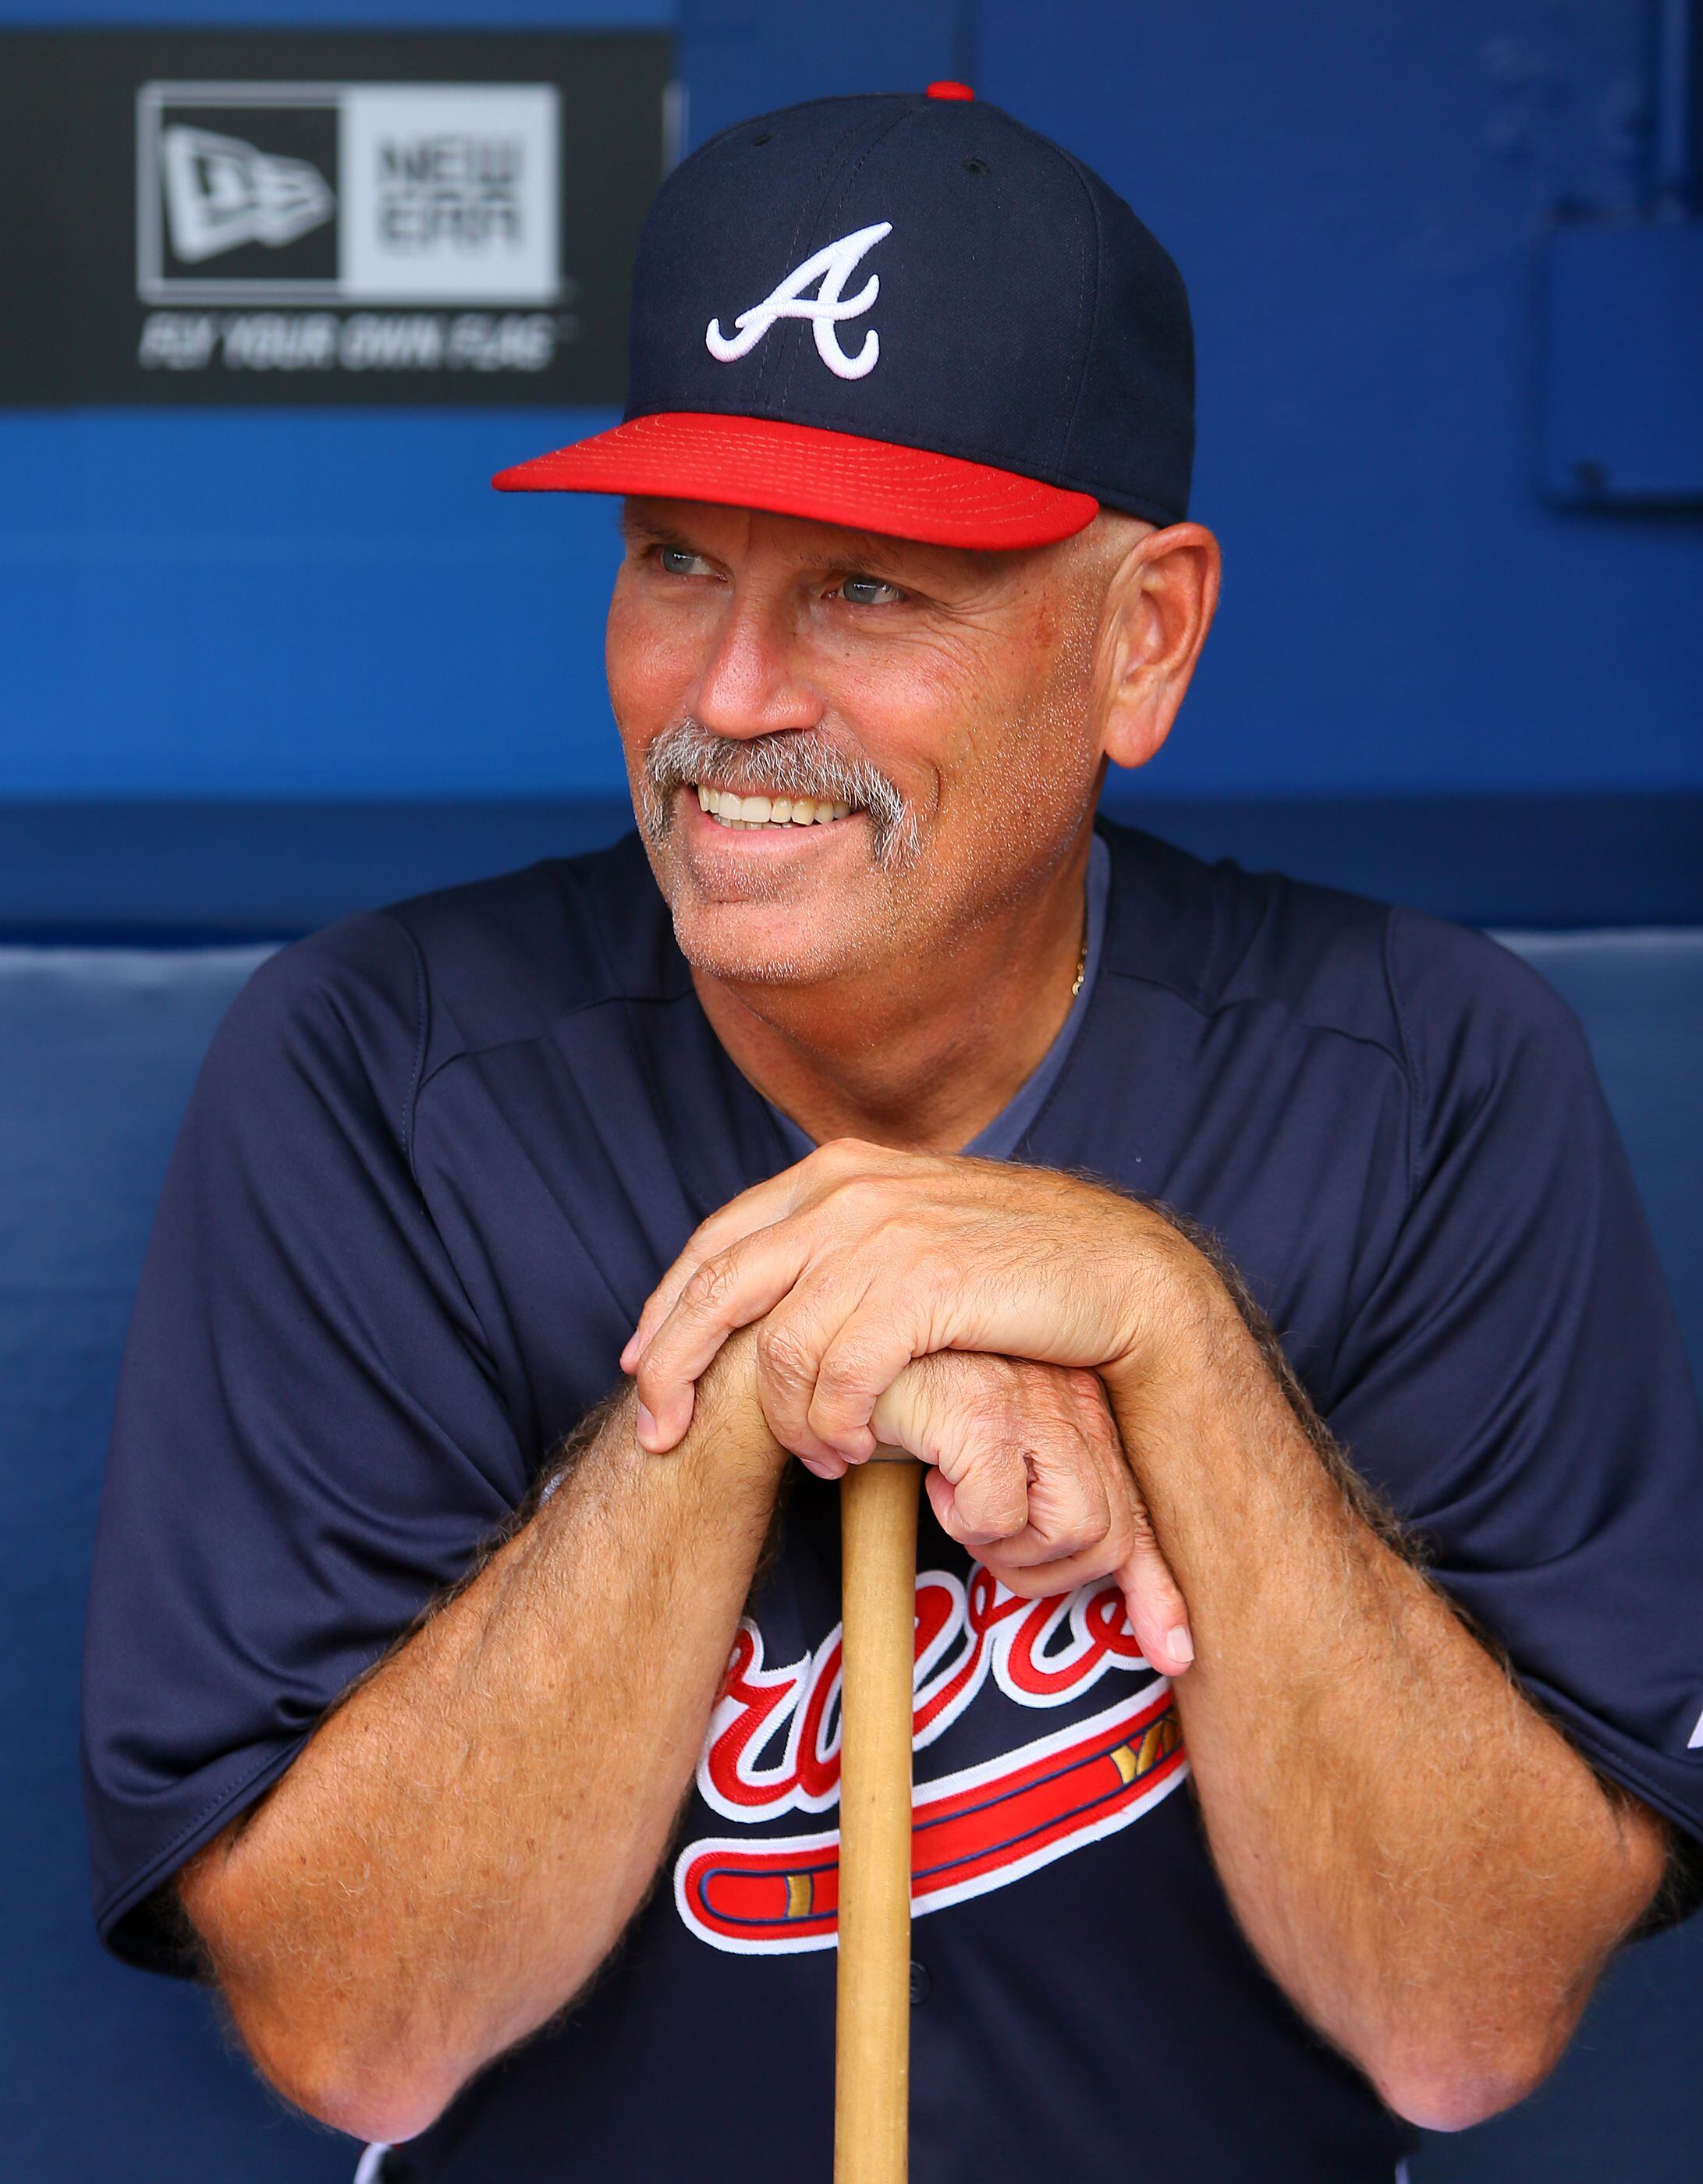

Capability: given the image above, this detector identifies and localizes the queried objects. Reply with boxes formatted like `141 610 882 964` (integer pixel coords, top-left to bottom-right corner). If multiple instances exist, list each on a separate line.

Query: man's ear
1093 524 1222 774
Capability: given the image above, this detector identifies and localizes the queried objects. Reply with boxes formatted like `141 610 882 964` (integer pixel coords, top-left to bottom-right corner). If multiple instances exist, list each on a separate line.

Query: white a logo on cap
705 222 892 381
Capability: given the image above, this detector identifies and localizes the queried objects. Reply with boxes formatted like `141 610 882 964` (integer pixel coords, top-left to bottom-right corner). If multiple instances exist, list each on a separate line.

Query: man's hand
871 1352 1193 1675
623 1141 1671 2129
622 1140 1212 1465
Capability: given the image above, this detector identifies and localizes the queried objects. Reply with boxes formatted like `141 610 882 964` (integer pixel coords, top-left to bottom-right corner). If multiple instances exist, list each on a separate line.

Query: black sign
0 30 676 405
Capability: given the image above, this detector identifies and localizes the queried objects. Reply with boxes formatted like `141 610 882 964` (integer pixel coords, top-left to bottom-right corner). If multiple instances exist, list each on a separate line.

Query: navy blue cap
496 87 1194 548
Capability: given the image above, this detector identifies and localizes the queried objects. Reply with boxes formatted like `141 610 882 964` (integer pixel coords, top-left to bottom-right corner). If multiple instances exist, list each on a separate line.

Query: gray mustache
641 722 918 862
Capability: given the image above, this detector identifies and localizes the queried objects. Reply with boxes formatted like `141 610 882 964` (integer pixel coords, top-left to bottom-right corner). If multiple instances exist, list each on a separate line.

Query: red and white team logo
675 1565 1188 1954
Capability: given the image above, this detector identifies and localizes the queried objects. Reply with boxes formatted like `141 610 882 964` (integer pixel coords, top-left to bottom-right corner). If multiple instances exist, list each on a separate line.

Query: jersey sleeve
81 915 530 1971
1323 911 1703 1854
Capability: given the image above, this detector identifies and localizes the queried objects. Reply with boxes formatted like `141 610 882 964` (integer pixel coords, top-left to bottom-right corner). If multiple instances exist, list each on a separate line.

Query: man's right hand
865 1352 1193 1676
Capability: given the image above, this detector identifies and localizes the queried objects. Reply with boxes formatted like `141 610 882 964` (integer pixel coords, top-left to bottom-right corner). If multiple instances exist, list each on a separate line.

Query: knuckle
963 1384 1020 1439
756 1318 815 1389
816 1136 875 1177
684 1214 722 1259
836 1174 896 1222
970 1466 1028 1535
1059 1518 1108 1562
817 1342 875 1398
1015 1364 1063 1416
683 1253 740 1314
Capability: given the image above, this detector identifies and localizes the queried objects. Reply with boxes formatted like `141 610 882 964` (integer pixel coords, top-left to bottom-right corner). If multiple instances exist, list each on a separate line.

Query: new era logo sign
160 126 335 262
137 80 560 307
0 25 670 406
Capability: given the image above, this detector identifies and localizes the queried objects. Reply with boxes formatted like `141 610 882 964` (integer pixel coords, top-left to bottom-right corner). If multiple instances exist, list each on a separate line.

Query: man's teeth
694 785 853 829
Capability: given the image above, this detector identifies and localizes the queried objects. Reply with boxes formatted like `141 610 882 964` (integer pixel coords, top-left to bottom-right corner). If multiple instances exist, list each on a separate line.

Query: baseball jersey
83 819 1703 2182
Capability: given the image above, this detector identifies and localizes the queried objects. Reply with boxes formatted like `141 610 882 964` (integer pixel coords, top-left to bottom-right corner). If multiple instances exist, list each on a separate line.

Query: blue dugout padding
0 902 1698 2181
1 793 1701 941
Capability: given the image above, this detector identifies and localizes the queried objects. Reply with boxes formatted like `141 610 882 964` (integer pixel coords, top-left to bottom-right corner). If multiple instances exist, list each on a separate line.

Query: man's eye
840 575 903 606
655 545 711 576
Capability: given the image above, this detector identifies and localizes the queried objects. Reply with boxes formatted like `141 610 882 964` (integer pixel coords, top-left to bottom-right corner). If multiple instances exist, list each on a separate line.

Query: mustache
640 721 920 864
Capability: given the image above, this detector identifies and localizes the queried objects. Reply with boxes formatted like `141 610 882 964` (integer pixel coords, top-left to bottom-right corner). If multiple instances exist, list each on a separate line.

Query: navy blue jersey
83 821 1703 2182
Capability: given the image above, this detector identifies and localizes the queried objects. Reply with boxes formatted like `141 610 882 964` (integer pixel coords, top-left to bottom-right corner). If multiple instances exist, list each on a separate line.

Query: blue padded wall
1415 930 1703 2184
0 945 349 2182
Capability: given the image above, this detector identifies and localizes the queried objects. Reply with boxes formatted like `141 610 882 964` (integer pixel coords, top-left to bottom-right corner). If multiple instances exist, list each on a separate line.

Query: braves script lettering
674 1567 1190 1954
705 222 893 380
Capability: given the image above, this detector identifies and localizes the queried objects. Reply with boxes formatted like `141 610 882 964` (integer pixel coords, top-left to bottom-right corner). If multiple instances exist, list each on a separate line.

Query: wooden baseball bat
835 1450 921 2184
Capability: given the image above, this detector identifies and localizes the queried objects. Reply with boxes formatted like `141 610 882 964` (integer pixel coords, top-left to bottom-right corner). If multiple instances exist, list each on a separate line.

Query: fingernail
637 1402 658 1446
619 1340 637 1371
1165 1625 1194 1669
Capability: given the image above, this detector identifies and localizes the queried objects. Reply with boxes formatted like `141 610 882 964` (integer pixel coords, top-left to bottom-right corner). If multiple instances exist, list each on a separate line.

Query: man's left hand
622 1139 1226 1468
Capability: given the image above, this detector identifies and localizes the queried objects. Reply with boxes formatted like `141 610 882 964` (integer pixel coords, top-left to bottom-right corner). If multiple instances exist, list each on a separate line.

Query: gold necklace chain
1071 913 1089 998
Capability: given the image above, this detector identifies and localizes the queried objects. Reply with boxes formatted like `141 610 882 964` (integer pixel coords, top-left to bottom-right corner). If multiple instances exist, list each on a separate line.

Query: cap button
926 80 975 101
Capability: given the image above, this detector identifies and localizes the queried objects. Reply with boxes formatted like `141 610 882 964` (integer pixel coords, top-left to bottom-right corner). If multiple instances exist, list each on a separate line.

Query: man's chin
665 892 867 988
641 813 906 986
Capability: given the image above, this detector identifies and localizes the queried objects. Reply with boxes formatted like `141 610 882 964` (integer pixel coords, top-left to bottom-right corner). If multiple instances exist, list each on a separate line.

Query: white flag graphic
160 126 335 264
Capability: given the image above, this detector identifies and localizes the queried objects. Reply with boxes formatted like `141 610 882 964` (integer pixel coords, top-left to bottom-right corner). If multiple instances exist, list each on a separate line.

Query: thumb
1116 1499 1195 1680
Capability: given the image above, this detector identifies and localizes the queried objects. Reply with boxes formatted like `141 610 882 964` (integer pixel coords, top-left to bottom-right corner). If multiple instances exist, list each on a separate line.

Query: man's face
605 499 1120 989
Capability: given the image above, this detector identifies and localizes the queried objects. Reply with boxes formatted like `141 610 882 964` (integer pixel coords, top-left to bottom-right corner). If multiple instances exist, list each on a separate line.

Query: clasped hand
622 1141 1221 1677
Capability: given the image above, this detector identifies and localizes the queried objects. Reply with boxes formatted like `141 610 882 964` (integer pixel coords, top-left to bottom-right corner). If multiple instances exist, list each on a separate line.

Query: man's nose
687 593 824 742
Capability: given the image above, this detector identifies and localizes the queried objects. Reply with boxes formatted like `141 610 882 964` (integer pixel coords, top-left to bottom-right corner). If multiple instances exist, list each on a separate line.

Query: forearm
621 1146 1674 2124
181 1343 785 2142
1109 1275 1668 2129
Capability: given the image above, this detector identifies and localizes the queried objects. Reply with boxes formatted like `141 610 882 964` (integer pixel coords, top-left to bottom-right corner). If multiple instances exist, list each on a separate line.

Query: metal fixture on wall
1538 0 1702 505
1655 0 1698 210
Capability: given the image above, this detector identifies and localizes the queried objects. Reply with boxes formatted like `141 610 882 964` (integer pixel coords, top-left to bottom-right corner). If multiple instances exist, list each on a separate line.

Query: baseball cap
494 85 1194 550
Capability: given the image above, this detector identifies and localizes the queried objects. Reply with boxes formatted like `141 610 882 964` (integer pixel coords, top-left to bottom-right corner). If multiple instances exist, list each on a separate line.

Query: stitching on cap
1052 147 1105 475
753 112 873 407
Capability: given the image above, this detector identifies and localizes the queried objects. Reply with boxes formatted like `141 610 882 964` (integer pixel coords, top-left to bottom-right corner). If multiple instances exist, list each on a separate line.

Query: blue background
0 5 1699 2182
1 0 1698 803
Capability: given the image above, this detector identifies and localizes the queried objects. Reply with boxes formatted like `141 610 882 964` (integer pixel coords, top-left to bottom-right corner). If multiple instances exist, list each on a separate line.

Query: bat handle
835 1451 921 2184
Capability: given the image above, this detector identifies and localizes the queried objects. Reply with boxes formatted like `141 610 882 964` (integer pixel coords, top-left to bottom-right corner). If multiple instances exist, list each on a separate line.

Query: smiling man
613 496 1188 1155
83 87 1703 2184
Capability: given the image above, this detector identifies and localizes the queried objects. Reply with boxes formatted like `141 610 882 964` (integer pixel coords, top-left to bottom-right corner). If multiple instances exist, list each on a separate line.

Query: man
83 87 1702 2184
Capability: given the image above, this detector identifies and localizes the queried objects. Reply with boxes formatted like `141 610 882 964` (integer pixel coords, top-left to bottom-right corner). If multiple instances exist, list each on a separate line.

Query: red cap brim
491 412 1098 550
